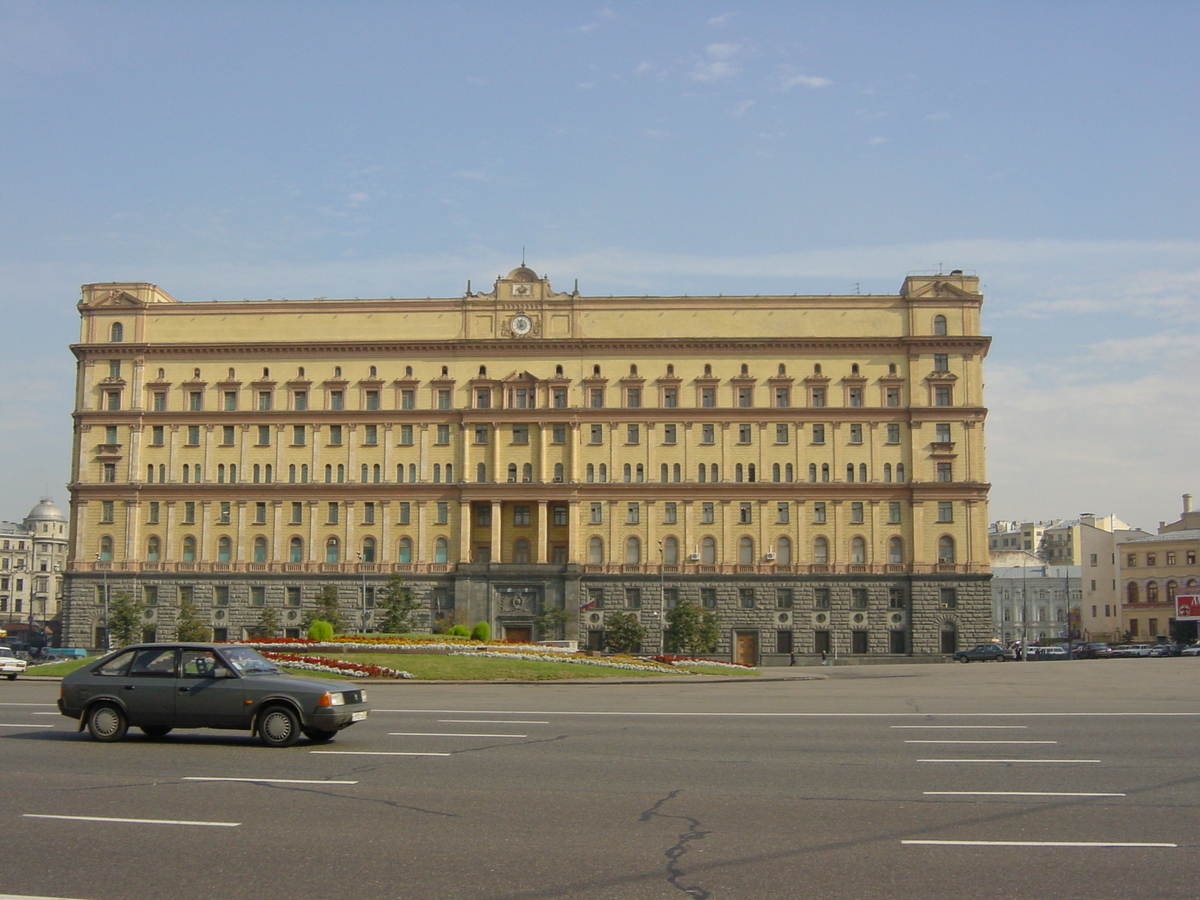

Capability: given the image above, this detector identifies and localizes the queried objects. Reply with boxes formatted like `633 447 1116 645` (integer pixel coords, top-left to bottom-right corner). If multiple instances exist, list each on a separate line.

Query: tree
306 584 344 633
603 611 646 654
664 598 719 656
175 595 210 642
107 591 144 648
535 606 570 641
378 574 422 634
248 606 280 640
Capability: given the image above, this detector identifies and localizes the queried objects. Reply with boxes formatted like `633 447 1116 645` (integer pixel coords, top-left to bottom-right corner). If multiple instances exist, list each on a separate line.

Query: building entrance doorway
734 631 758 666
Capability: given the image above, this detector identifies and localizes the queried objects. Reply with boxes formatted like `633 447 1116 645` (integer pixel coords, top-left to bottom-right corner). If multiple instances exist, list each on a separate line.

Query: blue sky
1 1 1197 532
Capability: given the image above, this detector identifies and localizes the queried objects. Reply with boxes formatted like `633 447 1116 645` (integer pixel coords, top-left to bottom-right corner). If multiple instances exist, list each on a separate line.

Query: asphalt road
0 660 1196 900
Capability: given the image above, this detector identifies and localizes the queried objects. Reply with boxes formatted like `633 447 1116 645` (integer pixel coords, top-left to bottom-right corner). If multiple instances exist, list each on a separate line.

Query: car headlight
317 692 345 707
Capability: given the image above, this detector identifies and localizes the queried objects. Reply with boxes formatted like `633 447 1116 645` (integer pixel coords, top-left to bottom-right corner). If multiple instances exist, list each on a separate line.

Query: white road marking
924 791 1126 797
891 725 1028 729
32 712 61 716
0 724 54 728
919 758 1101 763
310 750 451 757
23 814 238 827
389 732 527 738
0 703 58 708
374 709 1200 718
905 740 1057 744
438 719 550 725
184 776 359 785
903 839 1175 848
0 894 96 899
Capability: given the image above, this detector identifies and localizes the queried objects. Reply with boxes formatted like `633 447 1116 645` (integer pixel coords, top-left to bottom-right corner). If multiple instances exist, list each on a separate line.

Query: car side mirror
212 666 233 679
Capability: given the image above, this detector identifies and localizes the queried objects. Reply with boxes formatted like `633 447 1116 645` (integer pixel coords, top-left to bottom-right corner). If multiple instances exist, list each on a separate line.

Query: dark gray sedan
58 643 369 747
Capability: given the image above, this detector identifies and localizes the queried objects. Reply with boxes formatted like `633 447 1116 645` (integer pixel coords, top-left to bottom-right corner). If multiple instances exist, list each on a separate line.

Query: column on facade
488 422 500 483
239 424 250 482
379 501 391 562
306 501 319 563
607 500 616 569
272 501 284 564
130 358 144 410
418 425 428 483
124 500 138 563
910 501 926 568
344 501 356 565
382 425 393 483
275 424 286 481
164 501 176 561
568 499 580 563
459 500 471 562
537 422 548 483
490 499 502 562
536 500 548 564
416 501 427 563
203 425 214 483
168 426 180 483
347 426 357 482
568 423 580 483
236 501 247 562
200 501 212 562
720 500 732 566
128 423 142 483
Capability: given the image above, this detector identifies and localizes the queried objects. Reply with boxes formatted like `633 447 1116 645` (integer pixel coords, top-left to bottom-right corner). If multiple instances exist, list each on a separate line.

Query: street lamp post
658 540 666 655
357 552 369 635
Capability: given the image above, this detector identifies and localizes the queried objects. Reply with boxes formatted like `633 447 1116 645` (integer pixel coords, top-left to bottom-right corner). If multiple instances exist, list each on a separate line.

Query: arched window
663 536 679 564
361 464 369 483
625 536 640 565
181 536 196 563
398 538 412 564
372 464 381 483
253 464 261 484
859 463 867 482
851 363 859 375
813 536 829 565
666 363 674 375
325 464 333 484
182 464 190 484
933 315 947 336
290 537 304 563
147 536 160 562
739 536 754 565
704 363 712 376
623 463 632 483
554 463 564 482
735 464 744 483
778 363 786 375
850 536 866 564
740 363 749 375
159 464 166 483
586 464 595 483
265 464 272 483
337 464 344 484
938 536 955 564
776 536 792 564
636 464 644 483
325 538 340 564
888 536 904 564
698 465 706 483
289 464 297 483
772 463 781 483
785 463 794 483
216 464 227 483
896 463 905 482
701 536 716 565
1147 581 1159 602
883 463 892 483
673 463 681 483
661 463 669 483
821 464 830 482
301 464 309 483
110 322 123 341
521 463 530 482
846 464 855 482
507 463 517 483
514 539 530 564
334 366 342 378
747 463 756 482
253 536 267 563
630 364 638 376
599 464 608 483
369 365 377 378
1167 581 1178 603
407 463 415 482
1126 581 1139 603
147 465 155 483
434 538 449 564
362 537 376 564
809 463 817 482
477 463 487 483
217 536 232 563
588 537 603 564
433 464 442 484
813 363 822 375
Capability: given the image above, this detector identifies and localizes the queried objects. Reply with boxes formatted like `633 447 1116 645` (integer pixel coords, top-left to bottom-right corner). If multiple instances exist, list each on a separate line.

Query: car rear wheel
86 703 127 742
994 655 1005 662
957 656 969 663
140 725 173 738
5 673 15 681
257 705 300 748
303 728 338 743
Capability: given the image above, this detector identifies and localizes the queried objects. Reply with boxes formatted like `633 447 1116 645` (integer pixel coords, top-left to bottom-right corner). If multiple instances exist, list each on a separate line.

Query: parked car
0 646 27 680
1111 643 1154 658
1148 643 1185 657
1070 642 1114 659
953 643 1017 663
1031 645 1069 660
1180 643 1200 657
58 643 370 746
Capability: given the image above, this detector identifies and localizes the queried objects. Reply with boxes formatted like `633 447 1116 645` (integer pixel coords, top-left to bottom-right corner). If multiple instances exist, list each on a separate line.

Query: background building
63 267 994 661
0 498 69 649
990 554 1079 645
1118 494 1200 644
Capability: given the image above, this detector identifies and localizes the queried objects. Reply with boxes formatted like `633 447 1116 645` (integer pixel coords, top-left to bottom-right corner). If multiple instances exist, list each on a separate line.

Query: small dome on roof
26 497 66 522
507 266 539 283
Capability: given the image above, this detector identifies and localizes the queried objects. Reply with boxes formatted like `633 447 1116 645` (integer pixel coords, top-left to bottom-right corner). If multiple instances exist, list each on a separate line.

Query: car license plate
351 710 368 722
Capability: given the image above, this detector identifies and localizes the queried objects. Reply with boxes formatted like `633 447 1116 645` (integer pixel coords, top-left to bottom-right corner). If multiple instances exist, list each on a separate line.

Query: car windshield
221 646 282 675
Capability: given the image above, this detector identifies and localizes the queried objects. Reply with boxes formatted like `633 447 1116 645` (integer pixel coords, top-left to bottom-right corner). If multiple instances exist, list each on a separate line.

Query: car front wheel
257 705 300 748
86 703 128 742
303 728 338 743
140 725 173 738
957 656 969 663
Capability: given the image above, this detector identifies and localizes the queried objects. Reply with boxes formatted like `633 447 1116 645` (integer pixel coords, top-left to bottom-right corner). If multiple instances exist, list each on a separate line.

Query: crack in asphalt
639 790 712 899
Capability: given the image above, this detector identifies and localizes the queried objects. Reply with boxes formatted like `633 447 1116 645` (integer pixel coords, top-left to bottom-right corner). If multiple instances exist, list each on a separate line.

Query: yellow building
64 266 993 662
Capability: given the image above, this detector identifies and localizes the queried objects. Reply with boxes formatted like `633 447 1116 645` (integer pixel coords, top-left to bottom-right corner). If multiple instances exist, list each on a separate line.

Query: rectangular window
886 423 900 444
100 500 114 523
810 387 826 408
363 424 378 445
737 387 753 408
105 424 118 445
849 423 863 444
777 630 794 654
1126 553 1136 567
934 354 949 372
473 424 488 445
701 387 716 408
511 388 530 409
399 424 414 445
701 588 717 609
105 390 121 411
663 588 679 609
144 585 158 606
437 389 451 410
740 588 755 608
218 501 231 524
287 586 301 607
327 502 339 524
221 425 235 446
552 387 567 408
365 389 380 410
739 502 752 524
701 502 714 524
937 501 953 522
188 391 202 411
627 502 640 524
363 502 375 525
738 424 752 444
848 387 863 407
475 388 491 409
701 424 715 444
398 502 411 525
940 587 958 609
223 391 237 411
627 424 640 444
886 387 900 407
936 462 952 482
251 586 266 607
254 502 267 525
513 506 531 526
551 423 567 444
552 505 567 526
475 505 492 527
934 385 953 407
590 424 603 444
329 390 344 411
183 502 196 525
257 425 271 446
813 502 826 524
292 425 306 445
153 391 167 411
150 425 164 445
663 423 677 444
888 502 902 524
776 589 794 609
1166 552 1176 565
814 587 831 609
1146 553 1156 566
436 502 448 525
775 423 789 445
812 424 825 444
108 359 121 378
436 424 451 445
590 502 603 524
663 387 678 408
851 588 868 609
401 389 415 410
257 390 272 411
293 390 308 411
624 587 642 608
186 425 200 446
148 501 160 524
664 502 677 524
850 502 864 524
626 387 641 408
213 586 228 607
291 502 303 524
776 502 789 524
888 588 906 609
179 586 193 605
935 423 952 443
588 588 604 610
589 388 604 408
774 387 790 408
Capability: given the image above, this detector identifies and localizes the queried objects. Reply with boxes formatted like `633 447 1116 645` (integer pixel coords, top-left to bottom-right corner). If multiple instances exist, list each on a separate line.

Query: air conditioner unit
552 476 563 483
688 553 701 562
764 552 776 561
507 476 517 483
522 477 532 483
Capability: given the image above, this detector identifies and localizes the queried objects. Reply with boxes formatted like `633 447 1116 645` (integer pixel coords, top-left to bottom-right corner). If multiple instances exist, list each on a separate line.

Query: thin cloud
689 43 742 82
782 74 832 90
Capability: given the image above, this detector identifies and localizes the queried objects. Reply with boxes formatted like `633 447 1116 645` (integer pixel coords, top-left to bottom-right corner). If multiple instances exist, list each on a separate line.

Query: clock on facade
510 314 533 335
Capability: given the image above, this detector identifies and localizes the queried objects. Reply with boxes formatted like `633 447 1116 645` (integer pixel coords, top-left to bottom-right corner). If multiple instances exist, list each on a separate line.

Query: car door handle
122 685 135 691
178 687 192 694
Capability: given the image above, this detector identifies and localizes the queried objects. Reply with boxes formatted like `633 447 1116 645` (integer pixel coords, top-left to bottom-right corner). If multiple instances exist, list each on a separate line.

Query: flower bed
260 651 413 679
449 649 689 674
243 637 578 654
651 655 758 670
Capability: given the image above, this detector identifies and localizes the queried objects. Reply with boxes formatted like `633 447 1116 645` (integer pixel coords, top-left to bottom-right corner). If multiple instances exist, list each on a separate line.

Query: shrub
470 621 491 641
307 619 335 641
447 624 470 637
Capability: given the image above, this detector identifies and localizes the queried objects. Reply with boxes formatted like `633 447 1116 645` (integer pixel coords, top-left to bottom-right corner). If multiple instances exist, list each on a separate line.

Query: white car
1181 643 1200 657
1113 643 1153 657
0 646 27 680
